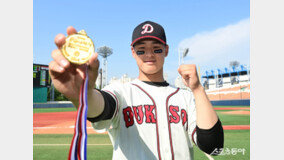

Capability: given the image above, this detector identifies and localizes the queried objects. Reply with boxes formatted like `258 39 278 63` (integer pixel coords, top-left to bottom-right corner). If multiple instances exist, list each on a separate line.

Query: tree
47 86 69 101
229 61 240 68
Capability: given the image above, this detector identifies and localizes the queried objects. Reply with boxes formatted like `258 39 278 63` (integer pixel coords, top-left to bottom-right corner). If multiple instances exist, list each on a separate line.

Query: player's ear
131 46 136 58
164 45 169 57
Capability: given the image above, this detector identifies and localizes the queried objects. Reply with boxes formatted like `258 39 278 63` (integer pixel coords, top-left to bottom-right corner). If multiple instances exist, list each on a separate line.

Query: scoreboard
33 64 51 87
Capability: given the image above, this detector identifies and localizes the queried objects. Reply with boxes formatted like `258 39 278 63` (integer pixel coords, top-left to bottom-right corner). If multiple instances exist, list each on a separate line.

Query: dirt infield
33 112 103 134
221 110 250 115
34 110 250 134
223 125 250 130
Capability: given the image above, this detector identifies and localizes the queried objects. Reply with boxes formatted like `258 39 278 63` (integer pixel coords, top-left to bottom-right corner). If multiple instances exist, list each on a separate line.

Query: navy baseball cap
131 21 167 46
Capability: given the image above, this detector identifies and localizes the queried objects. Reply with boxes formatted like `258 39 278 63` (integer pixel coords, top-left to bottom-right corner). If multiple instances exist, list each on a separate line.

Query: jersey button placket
162 87 171 160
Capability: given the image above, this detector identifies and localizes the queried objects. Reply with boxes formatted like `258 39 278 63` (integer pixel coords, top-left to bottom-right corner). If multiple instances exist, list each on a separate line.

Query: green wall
33 87 48 103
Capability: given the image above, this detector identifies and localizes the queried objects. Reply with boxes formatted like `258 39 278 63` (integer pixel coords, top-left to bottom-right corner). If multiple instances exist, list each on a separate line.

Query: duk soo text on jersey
123 105 188 129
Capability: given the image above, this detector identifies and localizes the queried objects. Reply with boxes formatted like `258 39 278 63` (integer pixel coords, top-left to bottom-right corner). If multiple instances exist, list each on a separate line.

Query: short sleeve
91 82 121 133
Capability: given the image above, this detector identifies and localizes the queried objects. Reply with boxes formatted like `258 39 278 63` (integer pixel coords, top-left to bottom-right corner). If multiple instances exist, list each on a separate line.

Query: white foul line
204 153 215 160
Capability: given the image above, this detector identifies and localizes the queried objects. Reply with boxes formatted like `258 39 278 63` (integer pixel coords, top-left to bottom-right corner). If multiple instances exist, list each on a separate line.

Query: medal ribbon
68 66 89 160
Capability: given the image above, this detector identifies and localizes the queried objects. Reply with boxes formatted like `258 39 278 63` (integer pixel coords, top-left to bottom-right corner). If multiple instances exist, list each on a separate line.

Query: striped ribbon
68 66 89 160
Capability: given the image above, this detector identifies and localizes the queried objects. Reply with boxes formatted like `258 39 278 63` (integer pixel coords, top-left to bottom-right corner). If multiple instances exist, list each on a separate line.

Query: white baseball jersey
91 79 197 160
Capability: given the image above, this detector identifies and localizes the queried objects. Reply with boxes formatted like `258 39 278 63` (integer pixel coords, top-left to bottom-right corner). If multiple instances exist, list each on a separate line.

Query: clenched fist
178 64 202 91
49 26 100 103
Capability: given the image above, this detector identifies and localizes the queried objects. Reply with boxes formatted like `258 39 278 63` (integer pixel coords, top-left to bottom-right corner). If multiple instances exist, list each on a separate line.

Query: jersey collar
142 81 169 87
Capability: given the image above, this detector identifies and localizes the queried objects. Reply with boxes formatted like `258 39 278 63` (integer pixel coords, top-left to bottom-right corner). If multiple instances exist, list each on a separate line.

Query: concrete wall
211 99 250 106
33 101 73 108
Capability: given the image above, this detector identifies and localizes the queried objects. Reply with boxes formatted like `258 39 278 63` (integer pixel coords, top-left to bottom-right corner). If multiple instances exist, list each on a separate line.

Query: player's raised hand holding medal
62 29 94 65
49 26 99 160
49 26 100 101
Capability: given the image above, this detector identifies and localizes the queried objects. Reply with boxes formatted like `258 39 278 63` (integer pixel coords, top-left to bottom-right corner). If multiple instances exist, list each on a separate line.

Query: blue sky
34 0 250 85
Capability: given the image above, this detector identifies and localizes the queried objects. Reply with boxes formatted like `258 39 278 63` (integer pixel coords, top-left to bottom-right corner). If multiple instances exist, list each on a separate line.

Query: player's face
131 39 169 75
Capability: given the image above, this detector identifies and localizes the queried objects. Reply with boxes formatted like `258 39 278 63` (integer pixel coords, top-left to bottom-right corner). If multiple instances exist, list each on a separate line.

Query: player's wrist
192 84 204 95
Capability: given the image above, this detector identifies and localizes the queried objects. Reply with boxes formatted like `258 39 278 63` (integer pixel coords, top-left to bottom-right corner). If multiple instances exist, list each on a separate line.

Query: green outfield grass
33 105 250 159
33 134 113 160
33 107 76 113
216 111 250 125
34 145 113 160
34 130 249 160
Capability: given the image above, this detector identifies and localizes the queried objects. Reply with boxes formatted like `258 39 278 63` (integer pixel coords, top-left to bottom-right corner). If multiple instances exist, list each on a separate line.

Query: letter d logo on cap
141 24 154 34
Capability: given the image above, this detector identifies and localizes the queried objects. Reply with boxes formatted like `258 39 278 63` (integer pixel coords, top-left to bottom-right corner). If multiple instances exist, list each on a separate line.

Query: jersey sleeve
185 90 198 146
91 82 121 133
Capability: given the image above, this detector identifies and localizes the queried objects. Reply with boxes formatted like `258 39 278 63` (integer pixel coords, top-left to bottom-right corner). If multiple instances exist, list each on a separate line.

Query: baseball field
33 105 250 160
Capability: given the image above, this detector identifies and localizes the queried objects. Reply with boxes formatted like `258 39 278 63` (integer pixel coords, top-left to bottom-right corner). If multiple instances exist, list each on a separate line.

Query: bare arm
192 84 218 129
178 64 218 129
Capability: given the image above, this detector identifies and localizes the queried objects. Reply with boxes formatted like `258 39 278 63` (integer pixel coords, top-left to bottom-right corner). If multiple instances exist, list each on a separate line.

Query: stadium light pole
177 47 189 89
182 48 189 64
99 68 102 89
97 46 113 88
178 48 189 65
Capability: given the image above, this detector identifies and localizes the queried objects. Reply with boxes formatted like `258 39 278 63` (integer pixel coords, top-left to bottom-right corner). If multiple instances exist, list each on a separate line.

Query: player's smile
144 59 157 65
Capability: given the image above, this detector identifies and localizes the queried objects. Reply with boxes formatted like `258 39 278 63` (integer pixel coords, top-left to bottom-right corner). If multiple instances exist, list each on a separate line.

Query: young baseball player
49 21 224 160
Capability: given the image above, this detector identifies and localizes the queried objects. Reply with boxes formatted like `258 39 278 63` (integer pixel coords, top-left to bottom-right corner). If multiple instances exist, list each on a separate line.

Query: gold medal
62 30 94 64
